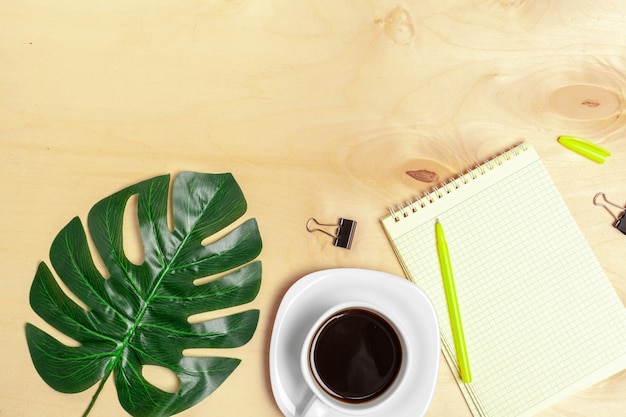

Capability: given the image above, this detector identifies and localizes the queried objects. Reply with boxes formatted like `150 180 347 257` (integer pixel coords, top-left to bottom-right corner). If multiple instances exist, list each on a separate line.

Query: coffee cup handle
298 394 330 417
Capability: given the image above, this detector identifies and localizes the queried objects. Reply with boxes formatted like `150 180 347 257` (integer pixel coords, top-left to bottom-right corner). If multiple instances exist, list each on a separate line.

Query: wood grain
2 1 625 416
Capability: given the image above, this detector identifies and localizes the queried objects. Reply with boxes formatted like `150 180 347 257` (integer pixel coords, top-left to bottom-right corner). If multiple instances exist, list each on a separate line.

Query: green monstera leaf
25 172 262 417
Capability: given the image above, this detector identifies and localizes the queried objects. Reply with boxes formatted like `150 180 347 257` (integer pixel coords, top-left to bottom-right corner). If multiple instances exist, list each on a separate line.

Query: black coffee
309 308 402 404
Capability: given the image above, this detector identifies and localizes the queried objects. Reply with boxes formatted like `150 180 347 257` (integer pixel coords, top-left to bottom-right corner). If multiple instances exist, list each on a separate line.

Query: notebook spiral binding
388 142 528 222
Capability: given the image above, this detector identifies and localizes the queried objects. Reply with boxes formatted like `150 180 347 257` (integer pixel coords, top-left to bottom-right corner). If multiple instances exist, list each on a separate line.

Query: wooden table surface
2 1 626 416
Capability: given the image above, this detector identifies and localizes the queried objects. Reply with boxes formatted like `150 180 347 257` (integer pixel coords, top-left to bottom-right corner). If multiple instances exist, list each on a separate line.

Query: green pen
557 135 611 164
435 219 473 383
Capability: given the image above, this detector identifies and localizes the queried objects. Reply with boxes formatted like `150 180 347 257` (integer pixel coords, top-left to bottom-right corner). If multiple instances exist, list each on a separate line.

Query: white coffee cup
298 301 411 417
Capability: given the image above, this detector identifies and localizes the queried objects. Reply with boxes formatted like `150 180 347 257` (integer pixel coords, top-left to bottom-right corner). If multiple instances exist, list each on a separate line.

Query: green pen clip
557 136 611 164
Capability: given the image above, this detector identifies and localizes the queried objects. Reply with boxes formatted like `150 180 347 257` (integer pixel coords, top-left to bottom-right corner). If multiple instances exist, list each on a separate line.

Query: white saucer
269 268 440 417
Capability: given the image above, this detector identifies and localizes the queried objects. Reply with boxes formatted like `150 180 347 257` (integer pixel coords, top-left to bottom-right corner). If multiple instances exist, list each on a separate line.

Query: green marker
558 136 611 164
435 219 472 383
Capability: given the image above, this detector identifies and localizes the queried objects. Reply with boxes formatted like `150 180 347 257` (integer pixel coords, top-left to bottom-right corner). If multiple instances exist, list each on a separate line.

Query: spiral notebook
381 142 626 417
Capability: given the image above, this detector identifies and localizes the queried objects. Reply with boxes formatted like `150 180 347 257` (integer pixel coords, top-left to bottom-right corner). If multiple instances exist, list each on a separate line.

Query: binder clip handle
306 217 357 249
593 192 626 235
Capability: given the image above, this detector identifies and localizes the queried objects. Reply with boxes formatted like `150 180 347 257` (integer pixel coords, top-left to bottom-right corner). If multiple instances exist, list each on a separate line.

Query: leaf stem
82 372 111 417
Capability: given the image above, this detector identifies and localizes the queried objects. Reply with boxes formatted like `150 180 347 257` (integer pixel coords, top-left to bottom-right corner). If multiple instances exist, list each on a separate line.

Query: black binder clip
593 192 626 235
306 217 357 249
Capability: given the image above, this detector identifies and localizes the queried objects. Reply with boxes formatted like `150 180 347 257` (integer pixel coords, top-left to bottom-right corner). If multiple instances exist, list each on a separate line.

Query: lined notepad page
381 143 626 417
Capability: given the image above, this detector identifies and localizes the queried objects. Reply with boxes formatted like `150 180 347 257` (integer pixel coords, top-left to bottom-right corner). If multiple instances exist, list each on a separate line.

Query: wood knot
581 99 600 108
407 170 439 183
376 6 415 45
549 84 622 120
